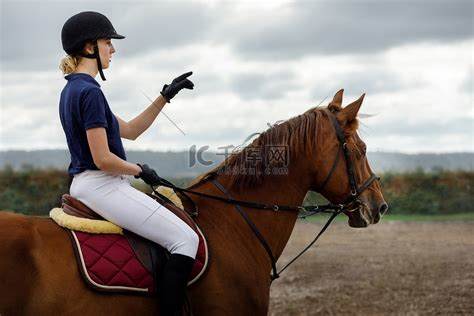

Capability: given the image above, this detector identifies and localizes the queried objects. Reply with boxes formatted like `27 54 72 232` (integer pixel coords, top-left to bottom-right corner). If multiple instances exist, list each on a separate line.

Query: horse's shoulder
0 211 43 251
0 212 44 310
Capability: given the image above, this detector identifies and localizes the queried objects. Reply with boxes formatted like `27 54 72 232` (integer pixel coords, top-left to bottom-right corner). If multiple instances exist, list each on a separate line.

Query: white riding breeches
69 170 199 259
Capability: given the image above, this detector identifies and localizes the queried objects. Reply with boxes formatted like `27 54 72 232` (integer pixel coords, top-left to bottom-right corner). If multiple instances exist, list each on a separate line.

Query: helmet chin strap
79 40 106 81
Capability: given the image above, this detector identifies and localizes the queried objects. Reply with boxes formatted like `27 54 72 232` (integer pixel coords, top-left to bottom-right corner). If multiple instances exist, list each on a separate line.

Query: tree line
0 166 472 216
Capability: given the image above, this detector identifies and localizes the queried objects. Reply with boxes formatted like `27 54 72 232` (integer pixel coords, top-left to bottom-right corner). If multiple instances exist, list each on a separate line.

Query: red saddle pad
69 227 209 295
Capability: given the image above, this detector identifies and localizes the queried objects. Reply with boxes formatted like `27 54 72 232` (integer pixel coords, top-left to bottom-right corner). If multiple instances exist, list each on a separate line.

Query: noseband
147 111 380 281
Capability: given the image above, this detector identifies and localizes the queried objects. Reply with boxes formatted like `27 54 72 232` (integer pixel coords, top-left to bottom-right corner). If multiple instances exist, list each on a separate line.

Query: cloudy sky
1 0 472 154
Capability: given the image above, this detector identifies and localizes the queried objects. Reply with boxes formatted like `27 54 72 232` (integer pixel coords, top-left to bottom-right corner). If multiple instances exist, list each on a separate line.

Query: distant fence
0 166 472 216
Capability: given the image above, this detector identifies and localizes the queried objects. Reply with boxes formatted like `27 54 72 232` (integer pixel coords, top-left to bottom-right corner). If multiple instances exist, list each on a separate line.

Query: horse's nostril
379 203 388 215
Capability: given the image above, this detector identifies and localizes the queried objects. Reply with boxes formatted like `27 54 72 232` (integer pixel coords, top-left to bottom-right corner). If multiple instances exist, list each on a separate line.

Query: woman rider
59 11 197 315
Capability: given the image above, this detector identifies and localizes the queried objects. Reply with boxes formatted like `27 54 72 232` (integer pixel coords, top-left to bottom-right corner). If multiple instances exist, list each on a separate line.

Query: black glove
160 71 194 103
134 163 162 186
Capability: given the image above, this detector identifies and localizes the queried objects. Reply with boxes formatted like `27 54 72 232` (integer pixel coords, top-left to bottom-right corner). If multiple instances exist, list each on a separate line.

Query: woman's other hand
134 163 162 186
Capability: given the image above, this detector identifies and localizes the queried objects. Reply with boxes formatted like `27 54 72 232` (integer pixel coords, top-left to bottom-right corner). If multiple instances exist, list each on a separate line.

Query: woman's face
97 38 115 69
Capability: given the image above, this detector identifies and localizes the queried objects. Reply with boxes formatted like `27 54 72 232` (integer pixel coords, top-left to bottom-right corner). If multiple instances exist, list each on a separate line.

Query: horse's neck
242 169 309 260
198 158 312 262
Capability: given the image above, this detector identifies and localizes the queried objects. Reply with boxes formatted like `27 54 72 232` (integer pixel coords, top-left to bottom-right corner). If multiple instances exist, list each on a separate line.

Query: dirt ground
269 220 474 315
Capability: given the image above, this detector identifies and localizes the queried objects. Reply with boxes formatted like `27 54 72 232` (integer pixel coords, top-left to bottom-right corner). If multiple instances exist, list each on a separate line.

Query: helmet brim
109 34 125 39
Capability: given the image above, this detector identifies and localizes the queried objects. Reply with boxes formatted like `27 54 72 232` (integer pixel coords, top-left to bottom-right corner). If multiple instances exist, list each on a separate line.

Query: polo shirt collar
65 72 101 87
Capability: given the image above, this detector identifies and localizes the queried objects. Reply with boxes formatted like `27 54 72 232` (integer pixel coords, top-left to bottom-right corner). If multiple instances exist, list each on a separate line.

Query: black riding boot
159 253 195 316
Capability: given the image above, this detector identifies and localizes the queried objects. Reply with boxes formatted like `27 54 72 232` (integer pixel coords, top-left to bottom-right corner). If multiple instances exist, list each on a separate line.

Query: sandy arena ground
269 220 474 315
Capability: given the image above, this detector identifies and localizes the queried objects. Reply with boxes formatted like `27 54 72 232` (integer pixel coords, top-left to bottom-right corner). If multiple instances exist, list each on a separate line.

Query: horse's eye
362 145 367 156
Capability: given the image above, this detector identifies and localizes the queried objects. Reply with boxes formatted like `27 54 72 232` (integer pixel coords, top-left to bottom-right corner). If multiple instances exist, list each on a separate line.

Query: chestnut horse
0 90 386 315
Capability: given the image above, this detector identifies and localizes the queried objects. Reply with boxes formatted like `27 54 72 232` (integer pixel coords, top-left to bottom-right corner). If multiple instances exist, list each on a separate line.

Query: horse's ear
337 93 365 126
328 89 344 112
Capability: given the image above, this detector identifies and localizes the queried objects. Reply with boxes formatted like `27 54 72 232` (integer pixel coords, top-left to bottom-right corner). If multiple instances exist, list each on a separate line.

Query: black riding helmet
61 11 125 81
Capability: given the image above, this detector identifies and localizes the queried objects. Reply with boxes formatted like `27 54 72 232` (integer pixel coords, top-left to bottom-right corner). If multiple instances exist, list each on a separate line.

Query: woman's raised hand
160 71 194 103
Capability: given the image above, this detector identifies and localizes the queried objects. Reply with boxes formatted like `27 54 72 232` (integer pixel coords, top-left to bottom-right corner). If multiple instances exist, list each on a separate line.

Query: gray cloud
184 72 228 96
0 1 217 71
112 2 218 57
1 1 472 153
367 117 473 137
1 2 118 71
3 0 472 73
311 68 410 99
228 0 473 61
459 69 473 94
230 70 300 100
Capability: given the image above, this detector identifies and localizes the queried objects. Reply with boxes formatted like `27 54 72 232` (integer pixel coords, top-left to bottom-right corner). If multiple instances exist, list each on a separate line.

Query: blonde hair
59 55 81 74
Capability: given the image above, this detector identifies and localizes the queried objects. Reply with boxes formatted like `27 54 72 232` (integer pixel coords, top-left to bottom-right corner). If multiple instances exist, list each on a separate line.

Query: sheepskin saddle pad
50 188 208 296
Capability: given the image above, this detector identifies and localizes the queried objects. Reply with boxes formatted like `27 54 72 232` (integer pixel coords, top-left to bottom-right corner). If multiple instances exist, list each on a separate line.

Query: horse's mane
189 105 345 191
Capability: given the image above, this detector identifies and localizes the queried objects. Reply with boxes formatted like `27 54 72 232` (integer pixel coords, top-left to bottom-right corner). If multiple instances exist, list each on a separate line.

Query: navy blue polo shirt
59 73 127 176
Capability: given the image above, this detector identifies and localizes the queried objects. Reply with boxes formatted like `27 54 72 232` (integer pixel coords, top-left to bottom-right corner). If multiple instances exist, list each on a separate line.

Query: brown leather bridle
148 111 381 281
317 112 380 210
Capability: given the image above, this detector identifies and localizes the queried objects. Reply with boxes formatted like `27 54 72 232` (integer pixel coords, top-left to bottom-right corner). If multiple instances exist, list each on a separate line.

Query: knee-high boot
158 253 195 316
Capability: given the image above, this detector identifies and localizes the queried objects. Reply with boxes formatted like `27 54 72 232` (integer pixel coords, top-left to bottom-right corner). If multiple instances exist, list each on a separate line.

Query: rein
151 176 345 214
150 179 341 281
147 111 380 282
209 178 343 281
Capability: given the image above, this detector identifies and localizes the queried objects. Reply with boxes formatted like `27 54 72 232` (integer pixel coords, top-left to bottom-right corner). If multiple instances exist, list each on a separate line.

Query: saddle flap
125 231 162 274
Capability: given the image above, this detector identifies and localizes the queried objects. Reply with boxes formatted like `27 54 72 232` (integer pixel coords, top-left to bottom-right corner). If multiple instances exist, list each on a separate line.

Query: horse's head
310 89 387 227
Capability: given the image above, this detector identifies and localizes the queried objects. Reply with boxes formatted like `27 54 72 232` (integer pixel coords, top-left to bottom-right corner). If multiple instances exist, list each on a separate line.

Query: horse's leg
190 283 270 315
189 258 271 316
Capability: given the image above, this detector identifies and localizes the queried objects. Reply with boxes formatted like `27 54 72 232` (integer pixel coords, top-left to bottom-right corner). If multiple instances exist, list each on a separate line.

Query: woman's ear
82 41 95 55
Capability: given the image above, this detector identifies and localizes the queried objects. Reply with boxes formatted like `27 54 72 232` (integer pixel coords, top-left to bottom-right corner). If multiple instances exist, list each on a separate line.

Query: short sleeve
81 88 108 130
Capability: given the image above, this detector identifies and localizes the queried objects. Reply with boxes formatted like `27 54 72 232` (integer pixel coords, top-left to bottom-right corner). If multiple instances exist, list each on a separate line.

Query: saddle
51 191 209 295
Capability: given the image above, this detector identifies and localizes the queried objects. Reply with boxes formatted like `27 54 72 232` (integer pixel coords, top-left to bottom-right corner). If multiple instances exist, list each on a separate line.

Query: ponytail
59 55 81 75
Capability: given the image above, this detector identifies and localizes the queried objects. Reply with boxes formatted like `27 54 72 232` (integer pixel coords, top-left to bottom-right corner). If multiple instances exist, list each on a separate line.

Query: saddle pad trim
51 207 123 235
70 230 150 293
188 224 209 286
